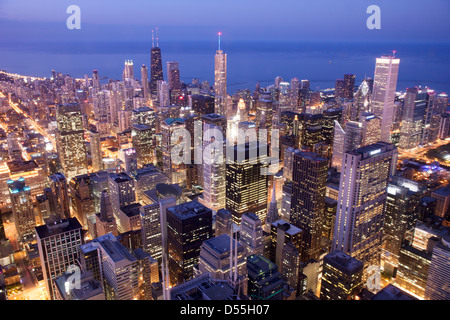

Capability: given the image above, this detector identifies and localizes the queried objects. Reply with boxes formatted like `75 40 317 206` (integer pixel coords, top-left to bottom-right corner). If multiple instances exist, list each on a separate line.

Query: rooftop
167 201 211 220
324 250 364 274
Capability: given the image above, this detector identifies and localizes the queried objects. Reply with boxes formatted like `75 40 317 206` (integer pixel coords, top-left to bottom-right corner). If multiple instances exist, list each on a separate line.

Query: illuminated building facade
371 55 400 142
35 217 83 300
225 142 269 225
150 46 163 96
246 254 287 300
240 212 264 257
269 220 302 269
89 129 103 172
332 142 397 271
424 234 450 300
320 250 364 300
132 124 155 168
290 150 327 262
55 103 88 181
8 178 35 241
214 44 227 116
167 201 213 286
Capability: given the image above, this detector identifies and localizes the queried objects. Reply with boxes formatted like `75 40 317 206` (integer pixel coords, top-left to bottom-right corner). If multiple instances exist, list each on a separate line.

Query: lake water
1 40 449 94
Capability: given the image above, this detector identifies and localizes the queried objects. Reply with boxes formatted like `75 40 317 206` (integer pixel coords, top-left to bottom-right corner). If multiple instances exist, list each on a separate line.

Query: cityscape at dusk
0 0 449 310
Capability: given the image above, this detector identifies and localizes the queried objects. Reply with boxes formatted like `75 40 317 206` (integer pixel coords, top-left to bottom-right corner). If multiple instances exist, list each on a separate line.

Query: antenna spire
156 27 159 47
218 32 221 51
152 29 154 48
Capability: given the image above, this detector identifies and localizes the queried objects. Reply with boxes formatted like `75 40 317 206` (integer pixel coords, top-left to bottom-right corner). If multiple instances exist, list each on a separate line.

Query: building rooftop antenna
156 27 159 47
152 29 154 48
218 32 221 51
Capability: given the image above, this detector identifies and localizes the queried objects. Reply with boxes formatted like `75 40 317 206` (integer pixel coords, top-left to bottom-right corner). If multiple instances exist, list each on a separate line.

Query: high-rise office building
280 242 301 296
396 243 432 299
214 35 227 116
48 172 71 219
35 217 83 300
351 79 371 121
132 124 155 168
332 142 397 271
167 61 181 90
95 190 118 237
89 129 103 172
139 185 178 263
424 233 450 300
108 172 136 219
122 60 134 81
8 178 35 242
56 103 88 181
161 118 186 185
246 255 287 300
167 201 213 286
92 70 100 90
240 212 264 257
80 233 140 300
343 74 356 100
197 234 246 281
269 220 302 269
226 142 269 225
381 177 422 275
290 150 328 261
215 208 232 237
320 250 364 300
335 79 345 99
150 42 163 96
371 55 400 142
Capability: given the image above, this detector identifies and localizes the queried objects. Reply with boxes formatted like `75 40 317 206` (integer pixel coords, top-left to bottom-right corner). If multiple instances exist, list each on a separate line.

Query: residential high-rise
198 120 226 212
56 103 88 181
214 34 227 116
161 118 186 185
320 250 364 300
240 212 264 257
8 178 35 242
332 142 397 271
167 201 213 286
89 129 103 172
225 142 269 225
35 217 83 300
371 55 400 142
290 150 328 261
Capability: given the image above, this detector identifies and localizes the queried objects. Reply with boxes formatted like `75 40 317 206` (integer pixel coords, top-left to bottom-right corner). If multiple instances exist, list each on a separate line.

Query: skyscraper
8 178 35 242
214 33 227 116
320 250 364 300
131 124 155 168
343 74 356 100
246 255 287 300
424 234 450 300
167 61 181 91
56 103 88 181
150 34 163 96
332 142 397 271
141 64 150 102
240 212 264 257
48 172 71 219
167 201 213 286
95 190 118 237
371 54 400 142
226 142 269 225
89 129 103 172
290 150 328 261
35 217 83 300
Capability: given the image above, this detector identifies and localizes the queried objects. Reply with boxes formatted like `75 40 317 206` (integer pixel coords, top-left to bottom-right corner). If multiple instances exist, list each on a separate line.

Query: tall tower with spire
264 180 279 233
214 32 227 116
150 28 164 96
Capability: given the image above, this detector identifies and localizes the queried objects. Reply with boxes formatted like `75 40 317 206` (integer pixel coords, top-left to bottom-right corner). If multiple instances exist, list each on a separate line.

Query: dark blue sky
1 0 449 43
